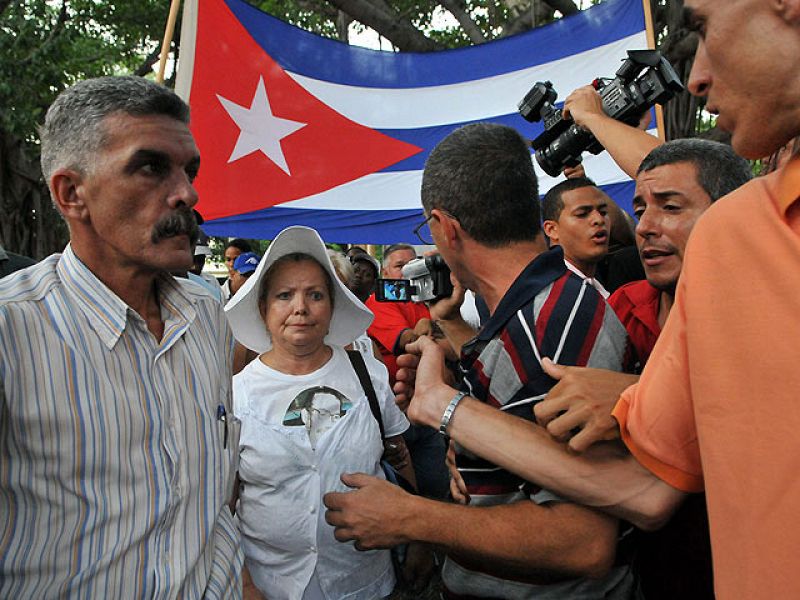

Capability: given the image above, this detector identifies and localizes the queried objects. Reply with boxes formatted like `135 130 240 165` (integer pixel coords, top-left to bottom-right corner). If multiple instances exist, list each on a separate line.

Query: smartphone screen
375 279 412 302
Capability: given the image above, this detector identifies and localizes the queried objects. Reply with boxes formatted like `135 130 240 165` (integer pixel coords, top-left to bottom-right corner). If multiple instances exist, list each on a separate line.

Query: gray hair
638 139 752 202
327 249 354 286
421 123 540 247
40 76 190 187
382 243 415 267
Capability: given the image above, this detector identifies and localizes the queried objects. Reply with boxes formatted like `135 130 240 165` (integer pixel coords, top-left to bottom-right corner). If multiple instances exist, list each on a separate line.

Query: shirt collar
627 281 662 334
777 155 800 215
564 259 609 299
57 244 197 350
475 246 566 343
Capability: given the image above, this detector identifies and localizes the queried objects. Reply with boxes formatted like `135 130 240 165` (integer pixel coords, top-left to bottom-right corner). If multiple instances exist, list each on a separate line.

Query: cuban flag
176 0 650 243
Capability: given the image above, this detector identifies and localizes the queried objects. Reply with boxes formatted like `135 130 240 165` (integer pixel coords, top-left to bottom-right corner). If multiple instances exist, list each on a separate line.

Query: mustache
151 207 200 246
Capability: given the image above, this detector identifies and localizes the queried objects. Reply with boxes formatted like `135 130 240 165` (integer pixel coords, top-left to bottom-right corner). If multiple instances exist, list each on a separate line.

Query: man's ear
431 208 459 247
542 219 559 243
50 168 88 221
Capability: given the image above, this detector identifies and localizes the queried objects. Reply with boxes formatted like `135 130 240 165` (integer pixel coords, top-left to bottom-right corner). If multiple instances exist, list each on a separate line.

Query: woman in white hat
225 226 413 600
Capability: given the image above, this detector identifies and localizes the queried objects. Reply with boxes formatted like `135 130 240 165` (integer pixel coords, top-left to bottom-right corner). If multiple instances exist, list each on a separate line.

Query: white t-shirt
232 346 408 600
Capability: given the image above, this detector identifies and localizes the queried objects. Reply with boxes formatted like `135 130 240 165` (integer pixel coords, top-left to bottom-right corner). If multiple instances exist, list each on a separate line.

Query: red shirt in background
365 295 430 383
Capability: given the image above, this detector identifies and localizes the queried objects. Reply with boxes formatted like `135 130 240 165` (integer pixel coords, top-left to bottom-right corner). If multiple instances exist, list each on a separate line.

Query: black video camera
518 49 684 177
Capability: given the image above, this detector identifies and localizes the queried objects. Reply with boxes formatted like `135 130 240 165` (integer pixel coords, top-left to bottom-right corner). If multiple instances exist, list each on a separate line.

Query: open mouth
592 231 608 243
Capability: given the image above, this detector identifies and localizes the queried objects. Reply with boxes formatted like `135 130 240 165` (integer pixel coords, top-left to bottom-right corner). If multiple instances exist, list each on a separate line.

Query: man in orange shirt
325 2 800 597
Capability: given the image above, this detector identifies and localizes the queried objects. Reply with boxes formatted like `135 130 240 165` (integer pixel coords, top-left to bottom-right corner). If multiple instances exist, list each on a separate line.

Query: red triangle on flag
188 0 422 221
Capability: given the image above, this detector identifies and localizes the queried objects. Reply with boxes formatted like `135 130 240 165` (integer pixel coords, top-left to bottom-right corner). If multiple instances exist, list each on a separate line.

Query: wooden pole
641 0 666 140
156 0 183 84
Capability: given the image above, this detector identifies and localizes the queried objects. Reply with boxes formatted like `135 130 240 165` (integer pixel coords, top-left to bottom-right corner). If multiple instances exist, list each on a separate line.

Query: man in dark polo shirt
0 243 35 279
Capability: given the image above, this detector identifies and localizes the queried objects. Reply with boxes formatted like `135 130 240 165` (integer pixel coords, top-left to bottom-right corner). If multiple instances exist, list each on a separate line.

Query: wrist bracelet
439 390 467 436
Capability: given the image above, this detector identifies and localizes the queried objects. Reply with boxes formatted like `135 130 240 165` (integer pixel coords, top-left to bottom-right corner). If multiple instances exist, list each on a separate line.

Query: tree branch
135 45 163 77
439 0 486 44
542 0 579 16
325 0 441 51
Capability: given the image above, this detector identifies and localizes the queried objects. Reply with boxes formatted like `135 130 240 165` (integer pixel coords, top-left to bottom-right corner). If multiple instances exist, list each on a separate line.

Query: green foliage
248 0 341 38
0 0 168 148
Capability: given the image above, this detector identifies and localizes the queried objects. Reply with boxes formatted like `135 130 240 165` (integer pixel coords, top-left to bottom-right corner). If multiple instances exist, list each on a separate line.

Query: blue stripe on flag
224 0 645 88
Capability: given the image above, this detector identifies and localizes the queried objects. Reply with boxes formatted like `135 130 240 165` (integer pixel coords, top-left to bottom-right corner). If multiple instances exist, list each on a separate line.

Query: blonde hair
326 249 354 286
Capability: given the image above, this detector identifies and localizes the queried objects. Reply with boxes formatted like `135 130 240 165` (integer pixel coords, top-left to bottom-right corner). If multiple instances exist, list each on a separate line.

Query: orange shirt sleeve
612 269 704 493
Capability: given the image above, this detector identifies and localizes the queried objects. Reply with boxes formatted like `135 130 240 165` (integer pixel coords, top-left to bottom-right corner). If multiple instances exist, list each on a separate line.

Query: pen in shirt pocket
217 404 228 449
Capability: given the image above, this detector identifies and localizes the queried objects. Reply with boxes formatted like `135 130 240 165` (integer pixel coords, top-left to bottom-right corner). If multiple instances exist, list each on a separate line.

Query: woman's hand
400 543 436 593
383 435 411 472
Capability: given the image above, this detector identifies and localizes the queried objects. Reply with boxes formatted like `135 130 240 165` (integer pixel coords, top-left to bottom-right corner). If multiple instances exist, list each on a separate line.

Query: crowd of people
2 1 800 598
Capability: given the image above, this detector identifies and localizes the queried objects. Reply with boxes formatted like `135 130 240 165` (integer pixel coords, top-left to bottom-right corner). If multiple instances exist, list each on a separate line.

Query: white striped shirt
0 245 243 599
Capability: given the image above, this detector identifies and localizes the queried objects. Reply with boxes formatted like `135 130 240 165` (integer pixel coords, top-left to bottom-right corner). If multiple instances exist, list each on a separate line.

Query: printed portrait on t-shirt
282 385 353 447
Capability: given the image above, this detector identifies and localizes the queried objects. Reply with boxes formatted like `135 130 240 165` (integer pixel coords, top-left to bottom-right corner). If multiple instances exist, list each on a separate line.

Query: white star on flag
217 77 306 174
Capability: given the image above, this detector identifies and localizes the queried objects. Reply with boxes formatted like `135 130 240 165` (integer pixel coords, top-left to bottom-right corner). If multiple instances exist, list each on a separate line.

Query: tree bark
336 10 352 42
325 0 441 51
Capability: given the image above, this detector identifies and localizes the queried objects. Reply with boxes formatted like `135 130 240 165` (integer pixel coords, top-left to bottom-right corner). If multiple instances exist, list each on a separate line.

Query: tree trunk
0 124 66 258
440 0 486 44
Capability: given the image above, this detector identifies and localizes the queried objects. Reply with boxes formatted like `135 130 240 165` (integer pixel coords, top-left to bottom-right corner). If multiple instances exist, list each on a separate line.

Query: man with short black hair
542 177 611 297
537 138 751 600
222 238 252 301
326 123 633 598
350 252 379 303
0 76 242 597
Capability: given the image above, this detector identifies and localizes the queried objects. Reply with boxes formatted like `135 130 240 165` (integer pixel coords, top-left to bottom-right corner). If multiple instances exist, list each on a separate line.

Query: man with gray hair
0 76 242 597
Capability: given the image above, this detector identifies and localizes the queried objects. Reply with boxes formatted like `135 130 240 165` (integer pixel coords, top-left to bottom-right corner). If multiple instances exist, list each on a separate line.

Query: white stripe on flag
286 32 646 129
277 130 655 212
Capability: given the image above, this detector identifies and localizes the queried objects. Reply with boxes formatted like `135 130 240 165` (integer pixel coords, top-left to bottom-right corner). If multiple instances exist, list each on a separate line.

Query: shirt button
309 505 316 514
310 545 317 553
310 464 318 471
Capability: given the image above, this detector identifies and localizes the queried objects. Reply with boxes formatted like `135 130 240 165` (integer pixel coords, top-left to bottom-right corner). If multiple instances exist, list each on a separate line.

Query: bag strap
346 349 386 440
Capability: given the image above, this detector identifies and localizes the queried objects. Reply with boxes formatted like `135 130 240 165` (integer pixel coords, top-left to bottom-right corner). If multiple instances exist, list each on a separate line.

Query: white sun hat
224 226 374 353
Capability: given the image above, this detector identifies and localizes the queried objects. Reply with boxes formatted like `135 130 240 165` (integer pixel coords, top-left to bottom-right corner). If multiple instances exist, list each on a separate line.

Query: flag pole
156 0 183 84
641 0 666 140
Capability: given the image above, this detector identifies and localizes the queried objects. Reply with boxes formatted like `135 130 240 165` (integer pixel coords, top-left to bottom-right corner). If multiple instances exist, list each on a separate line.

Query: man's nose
687 38 711 98
167 170 199 210
636 210 658 237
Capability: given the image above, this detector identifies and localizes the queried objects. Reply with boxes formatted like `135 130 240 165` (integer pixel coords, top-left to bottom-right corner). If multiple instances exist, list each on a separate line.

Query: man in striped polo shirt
0 77 242 598
326 123 633 599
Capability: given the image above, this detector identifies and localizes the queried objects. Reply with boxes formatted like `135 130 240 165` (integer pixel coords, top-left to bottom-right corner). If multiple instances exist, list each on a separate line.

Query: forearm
580 113 661 179
385 434 418 490
399 495 617 581
412 385 684 529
